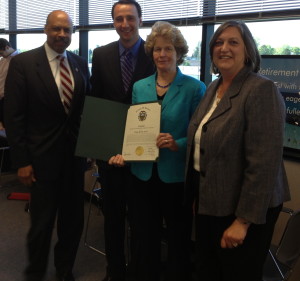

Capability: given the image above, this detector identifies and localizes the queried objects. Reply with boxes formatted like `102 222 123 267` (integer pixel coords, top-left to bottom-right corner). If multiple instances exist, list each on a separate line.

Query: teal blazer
131 68 206 183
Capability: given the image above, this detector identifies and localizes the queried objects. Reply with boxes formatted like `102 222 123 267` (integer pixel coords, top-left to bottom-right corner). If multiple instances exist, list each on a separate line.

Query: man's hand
18 165 36 186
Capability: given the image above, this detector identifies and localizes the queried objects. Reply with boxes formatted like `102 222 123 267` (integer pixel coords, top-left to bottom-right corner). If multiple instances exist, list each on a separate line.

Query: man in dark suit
4 10 90 281
90 1 154 280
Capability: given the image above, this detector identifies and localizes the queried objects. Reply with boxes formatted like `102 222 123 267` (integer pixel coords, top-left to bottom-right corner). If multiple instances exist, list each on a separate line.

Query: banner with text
260 55 300 153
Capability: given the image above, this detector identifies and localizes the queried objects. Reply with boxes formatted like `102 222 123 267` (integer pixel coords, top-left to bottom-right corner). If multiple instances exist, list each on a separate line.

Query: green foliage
88 49 93 63
192 41 201 59
70 48 79 55
258 44 300 56
259 45 275 55
277 45 292 55
292 47 300 55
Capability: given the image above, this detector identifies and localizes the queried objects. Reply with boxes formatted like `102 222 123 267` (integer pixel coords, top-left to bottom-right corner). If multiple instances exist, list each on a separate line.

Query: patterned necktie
121 50 133 93
57 55 73 113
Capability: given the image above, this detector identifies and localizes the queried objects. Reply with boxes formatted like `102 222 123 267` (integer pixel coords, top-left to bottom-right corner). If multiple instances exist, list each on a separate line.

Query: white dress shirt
193 93 220 171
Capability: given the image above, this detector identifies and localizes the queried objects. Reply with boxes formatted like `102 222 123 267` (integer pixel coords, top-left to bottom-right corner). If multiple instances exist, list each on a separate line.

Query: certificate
75 96 161 162
122 102 161 161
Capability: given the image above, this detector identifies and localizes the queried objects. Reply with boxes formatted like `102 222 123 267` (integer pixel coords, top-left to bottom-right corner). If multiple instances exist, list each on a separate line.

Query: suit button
200 171 206 177
202 125 207 132
200 148 205 155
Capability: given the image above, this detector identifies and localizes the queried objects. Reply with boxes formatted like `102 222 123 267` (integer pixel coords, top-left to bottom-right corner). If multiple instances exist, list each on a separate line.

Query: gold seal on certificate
135 146 144 156
122 102 161 161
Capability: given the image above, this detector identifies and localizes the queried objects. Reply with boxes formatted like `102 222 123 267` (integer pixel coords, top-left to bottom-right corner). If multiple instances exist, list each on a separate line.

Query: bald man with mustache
4 10 90 281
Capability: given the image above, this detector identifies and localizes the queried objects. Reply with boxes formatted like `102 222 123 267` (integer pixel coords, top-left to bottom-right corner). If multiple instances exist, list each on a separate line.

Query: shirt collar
10 50 19 57
44 42 67 62
118 37 141 58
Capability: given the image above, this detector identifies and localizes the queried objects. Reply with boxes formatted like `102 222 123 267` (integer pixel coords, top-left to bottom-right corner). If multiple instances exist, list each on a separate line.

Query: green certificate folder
75 96 161 161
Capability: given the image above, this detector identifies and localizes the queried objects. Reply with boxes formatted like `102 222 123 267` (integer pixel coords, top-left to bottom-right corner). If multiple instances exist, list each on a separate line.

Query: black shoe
102 273 125 281
56 272 75 281
102 274 113 281
102 274 110 281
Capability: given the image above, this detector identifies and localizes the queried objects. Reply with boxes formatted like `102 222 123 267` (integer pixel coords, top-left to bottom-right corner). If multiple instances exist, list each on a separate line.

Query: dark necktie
57 55 73 113
121 50 133 93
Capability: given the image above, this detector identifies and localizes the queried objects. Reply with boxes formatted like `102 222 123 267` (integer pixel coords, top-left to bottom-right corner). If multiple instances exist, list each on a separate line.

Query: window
15 0 78 32
17 34 46 52
203 0 300 20
2 0 300 83
247 20 300 55
0 0 8 31
214 0 300 15
2 0 299 31
0 34 9 40
16 32 79 54
87 0 202 26
88 25 202 80
178 25 202 80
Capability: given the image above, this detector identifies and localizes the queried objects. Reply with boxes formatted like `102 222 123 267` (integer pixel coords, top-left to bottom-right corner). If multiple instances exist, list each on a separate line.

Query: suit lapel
207 66 251 123
190 86 214 132
205 81 231 123
145 74 157 101
161 69 183 112
67 52 83 114
106 42 125 100
133 41 150 81
35 47 64 112
110 42 124 93
67 53 83 96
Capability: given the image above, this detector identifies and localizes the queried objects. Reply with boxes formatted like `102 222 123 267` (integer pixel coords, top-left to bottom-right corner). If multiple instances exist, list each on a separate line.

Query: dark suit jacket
4 45 90 180
90 39 154 104
185 66 290 224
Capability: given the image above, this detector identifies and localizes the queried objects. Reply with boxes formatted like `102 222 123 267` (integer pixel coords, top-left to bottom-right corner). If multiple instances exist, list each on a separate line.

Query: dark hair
145 21 188 65
0 38 11 50
209 20 261 74
111 0 142 19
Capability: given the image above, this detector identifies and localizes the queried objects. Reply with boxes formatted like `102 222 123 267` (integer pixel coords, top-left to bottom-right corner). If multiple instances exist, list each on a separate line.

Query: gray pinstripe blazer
185 66 290 224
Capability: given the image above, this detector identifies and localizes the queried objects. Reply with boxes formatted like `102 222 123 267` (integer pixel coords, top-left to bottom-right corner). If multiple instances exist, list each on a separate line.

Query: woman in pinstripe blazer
185 21 290 281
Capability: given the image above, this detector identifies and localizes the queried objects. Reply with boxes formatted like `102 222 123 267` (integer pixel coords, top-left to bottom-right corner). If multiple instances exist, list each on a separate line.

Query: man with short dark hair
4 10 90 281
90 1 154 280
0 38 18 128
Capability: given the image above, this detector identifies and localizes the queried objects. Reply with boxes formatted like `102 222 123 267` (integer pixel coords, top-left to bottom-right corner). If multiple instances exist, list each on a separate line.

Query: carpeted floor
2 171 297 281
0 172 107 281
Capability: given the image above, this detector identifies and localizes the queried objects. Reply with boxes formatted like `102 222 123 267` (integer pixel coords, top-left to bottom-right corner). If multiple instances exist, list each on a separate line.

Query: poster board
260 55 300 158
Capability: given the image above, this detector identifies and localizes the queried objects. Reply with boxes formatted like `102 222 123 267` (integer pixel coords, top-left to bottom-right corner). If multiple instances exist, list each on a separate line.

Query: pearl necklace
156 81 172 88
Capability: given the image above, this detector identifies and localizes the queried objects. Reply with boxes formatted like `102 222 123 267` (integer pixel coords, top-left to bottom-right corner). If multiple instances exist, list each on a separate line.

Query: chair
83 162 131 262
0 145 9 184
263 207 300 281
83 162 106 255
0 130 10 187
